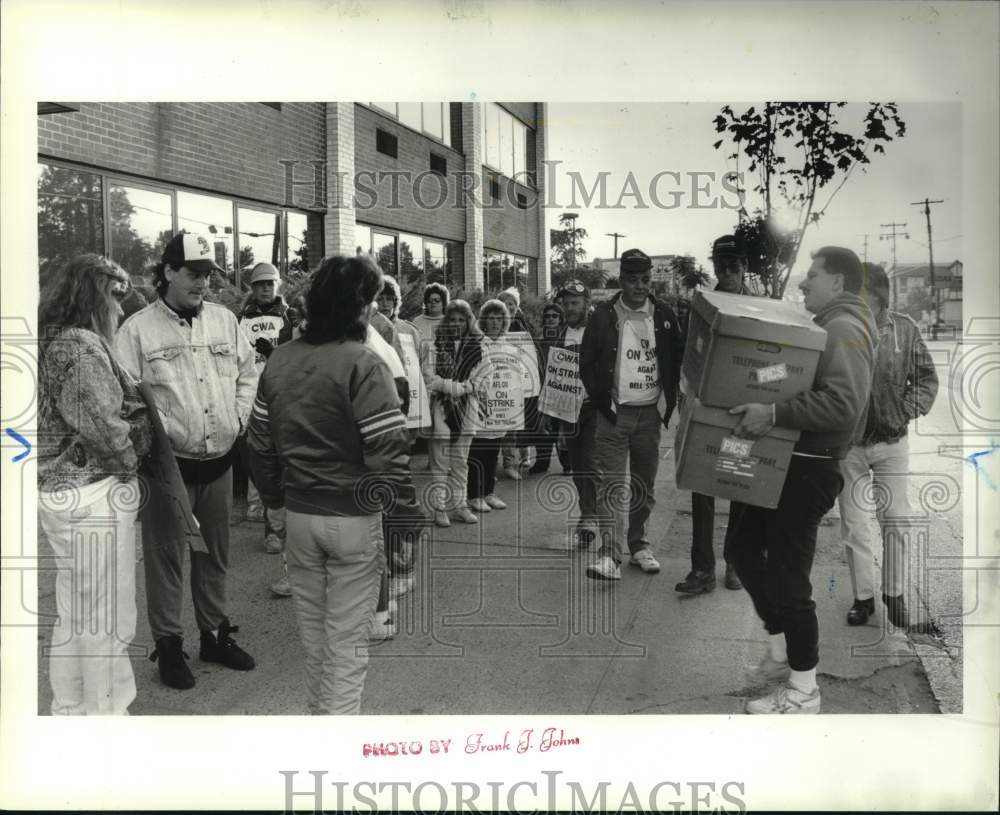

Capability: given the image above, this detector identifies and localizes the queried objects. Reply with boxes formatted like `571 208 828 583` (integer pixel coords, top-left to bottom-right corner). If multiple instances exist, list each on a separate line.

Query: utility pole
879 222 908 308
912 197 945 340
606 232 626 259
859 233 870 263
564 212 579 272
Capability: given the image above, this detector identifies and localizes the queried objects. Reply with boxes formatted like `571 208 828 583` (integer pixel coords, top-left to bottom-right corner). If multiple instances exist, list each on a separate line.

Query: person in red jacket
728 246 876 715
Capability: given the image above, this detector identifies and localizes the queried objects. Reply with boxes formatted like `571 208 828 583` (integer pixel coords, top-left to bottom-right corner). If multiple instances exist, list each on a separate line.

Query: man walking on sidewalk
838 263 938 628
676 234 749 595
581 249 681 581
727 246 876 714
116 232 258 690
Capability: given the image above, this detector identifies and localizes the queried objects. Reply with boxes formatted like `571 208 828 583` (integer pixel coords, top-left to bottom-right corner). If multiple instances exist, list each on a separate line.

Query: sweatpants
729 455 844 671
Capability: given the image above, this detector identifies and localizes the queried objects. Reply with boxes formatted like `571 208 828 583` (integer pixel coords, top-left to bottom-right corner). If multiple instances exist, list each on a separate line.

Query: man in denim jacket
116 232 258 690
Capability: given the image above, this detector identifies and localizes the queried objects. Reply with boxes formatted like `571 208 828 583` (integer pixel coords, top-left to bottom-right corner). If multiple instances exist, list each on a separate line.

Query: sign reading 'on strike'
539 346 585 423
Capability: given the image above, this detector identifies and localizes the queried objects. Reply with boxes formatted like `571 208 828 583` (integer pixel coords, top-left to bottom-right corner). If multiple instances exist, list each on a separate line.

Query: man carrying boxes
723 246 876 715
581 249 682 581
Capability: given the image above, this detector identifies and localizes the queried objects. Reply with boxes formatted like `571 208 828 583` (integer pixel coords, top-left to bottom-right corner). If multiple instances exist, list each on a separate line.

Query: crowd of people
36 227 937 716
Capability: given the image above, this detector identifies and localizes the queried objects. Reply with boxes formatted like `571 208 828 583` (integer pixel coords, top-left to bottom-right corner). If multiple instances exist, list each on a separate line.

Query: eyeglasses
543 313 561 320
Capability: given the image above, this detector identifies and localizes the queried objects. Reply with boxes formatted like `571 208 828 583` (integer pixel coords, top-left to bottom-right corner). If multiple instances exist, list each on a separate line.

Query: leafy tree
549 263 606 294
713 102 906 297
549 213 588 277
669 254 710 291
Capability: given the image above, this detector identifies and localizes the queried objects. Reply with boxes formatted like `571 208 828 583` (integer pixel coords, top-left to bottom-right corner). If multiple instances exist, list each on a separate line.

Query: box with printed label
682 290 828 408
674 397 800 509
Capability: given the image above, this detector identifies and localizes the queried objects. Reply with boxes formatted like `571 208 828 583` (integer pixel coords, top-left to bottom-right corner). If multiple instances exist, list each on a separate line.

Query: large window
108 184 173 289
237 205 281 276
398 233 424 289
368 102 452 148
483 249 530 293
372 231 398 278
37 164 104 286
355 223 372 257
37 160 318 304
481 103 528 182
357 222 460 310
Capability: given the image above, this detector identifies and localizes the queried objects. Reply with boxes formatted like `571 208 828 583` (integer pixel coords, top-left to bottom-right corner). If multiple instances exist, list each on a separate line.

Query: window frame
37 157 318 287
481 103 531 185
365 102 453 149
357 220 460 288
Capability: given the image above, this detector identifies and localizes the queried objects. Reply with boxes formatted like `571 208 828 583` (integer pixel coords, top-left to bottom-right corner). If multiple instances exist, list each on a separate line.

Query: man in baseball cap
162 231 225 274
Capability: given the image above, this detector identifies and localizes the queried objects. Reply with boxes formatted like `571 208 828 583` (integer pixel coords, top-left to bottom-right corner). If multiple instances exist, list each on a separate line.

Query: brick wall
353 104 465 243
38 103 327 209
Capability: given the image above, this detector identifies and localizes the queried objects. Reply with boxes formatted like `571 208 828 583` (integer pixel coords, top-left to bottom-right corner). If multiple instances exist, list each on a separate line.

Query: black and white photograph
2 1 997 812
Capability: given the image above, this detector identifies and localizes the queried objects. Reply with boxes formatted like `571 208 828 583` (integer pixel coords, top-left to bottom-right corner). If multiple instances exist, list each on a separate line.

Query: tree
713 102 906 297
670 254 710 292
549 263 606 294
549 213 588 277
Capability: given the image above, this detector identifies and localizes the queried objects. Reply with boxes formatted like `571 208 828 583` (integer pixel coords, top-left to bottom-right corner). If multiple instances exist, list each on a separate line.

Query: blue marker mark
6 428 32 462
965 444 999 491
828 575 836 596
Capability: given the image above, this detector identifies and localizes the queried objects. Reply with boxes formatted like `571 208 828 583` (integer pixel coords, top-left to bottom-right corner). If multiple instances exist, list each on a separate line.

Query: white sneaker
270 576 292 597
245 503 265 523
434 510 451 528
484 494 507 509
585 556 621 581
745 654 792 686
630 549 661 574
264 533 283 554
469 497 492 512
389 576 414 599
503 467 522 481
370 611 396 641
745 684 821 714
450 506 479 524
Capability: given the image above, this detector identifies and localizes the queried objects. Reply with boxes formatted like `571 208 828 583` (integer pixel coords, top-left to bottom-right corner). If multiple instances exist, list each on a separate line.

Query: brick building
36 102 550 309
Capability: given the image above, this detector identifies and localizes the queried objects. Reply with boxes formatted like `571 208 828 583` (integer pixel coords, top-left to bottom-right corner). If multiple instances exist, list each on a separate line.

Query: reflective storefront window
483 249 530 292
355 223 372 256
287 211 311 275
108 184 173 290
237 206 281 284
398 233 424 289
372 231 397 278
37 163 104 286
176 190 236 303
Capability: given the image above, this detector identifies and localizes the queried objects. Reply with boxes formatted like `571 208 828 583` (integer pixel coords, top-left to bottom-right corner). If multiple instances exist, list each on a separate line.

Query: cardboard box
683 290 827 408
674 397 800 509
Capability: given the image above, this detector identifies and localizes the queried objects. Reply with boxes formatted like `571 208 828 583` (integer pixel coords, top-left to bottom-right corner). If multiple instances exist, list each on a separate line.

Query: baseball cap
162 232 224 274
711 235 747 259
619 248 652 274
249 262 280 285
556 279 590 299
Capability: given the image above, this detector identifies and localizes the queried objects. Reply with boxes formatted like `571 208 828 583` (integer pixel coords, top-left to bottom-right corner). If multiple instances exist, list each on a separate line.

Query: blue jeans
594 403 662 562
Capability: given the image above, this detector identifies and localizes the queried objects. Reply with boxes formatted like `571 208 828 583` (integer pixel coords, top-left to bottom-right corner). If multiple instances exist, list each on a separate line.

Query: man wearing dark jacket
676 234 749 595
581 249 681 581
838 263 938 628
728 246 876 715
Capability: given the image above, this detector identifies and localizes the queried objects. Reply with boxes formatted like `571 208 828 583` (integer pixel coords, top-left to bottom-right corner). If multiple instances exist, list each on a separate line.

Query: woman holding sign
466 299 520 514
426 300 483 526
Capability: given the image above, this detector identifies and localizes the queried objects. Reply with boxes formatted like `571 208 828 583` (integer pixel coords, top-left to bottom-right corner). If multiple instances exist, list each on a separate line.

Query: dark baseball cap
556 279 590 298
619 248 652 274
162 232 224 273
711 235 746 259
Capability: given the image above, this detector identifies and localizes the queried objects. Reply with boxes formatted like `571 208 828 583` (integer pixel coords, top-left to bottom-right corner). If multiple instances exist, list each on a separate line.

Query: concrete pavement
36 419 941 716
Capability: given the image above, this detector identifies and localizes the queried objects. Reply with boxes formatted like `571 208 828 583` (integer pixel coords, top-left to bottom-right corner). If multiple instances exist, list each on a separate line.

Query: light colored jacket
115 298 258 459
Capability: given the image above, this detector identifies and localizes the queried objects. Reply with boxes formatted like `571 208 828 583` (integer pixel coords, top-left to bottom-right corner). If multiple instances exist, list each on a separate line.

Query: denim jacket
115 299 258 459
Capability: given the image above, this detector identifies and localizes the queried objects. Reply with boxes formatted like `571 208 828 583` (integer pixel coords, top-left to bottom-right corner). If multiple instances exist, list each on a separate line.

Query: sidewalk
36 433 939 716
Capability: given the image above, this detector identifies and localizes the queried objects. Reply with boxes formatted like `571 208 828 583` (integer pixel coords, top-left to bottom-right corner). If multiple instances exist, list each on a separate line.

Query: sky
545 102 963 277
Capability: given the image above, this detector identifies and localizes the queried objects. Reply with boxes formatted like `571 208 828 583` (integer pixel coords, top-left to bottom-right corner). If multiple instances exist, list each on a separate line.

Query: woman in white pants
37 254 152 715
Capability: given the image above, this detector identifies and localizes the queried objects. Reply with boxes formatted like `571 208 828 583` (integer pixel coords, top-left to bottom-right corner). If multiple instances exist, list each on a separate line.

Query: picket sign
618 318 660 404
469 345 525 433
505 331 542 397
539 346 585 423
397 333 430 429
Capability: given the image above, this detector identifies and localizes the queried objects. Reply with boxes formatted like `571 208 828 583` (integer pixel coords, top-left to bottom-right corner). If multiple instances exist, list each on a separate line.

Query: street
36 344 966 716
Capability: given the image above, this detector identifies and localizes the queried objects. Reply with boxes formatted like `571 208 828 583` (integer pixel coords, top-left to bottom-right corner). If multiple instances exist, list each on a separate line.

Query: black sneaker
200 619 256 671
150 635 195 690
675 570 717 594
882 594 909 628
846 597 875 626
724 563 743 591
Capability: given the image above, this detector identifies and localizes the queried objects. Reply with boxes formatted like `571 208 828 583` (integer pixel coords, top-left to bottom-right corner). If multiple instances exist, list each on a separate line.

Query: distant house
593 254 683 295
889 260 962 330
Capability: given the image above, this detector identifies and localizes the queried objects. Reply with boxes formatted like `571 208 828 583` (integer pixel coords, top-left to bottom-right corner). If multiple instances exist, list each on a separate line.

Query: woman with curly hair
424 299 482 526
37 254 153 715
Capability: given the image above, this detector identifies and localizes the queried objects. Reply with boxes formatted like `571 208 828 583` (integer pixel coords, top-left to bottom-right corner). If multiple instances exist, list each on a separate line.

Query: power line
911 197 945 339
879 222 909 271
605 232 626 259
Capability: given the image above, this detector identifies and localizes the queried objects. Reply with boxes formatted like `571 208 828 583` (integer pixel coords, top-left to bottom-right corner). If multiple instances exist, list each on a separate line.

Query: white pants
427 434 473 510
837 439 912 601
285 510 384 715
38 476 139 716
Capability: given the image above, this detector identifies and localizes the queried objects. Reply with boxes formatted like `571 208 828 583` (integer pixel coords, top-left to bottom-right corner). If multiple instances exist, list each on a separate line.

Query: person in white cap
237 262 299 595
116 231 258 690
